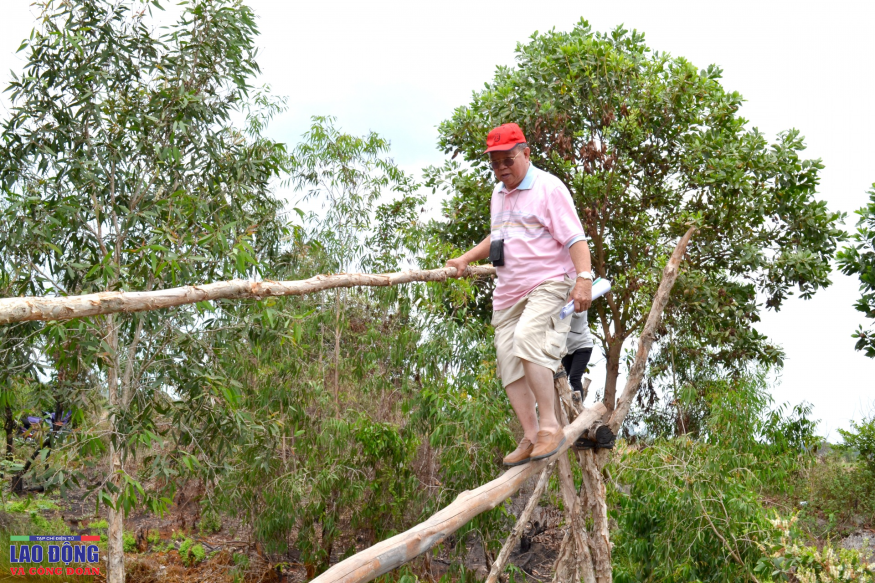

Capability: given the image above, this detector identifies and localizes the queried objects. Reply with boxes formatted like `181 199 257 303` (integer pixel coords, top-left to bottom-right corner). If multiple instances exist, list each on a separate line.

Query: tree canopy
429 20 844 411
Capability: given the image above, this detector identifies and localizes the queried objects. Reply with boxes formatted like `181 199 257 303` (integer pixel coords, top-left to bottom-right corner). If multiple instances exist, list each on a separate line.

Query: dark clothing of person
561 347 593 395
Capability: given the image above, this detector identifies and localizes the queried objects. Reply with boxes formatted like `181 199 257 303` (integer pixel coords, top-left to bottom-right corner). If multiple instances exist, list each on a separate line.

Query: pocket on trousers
544 315 568 360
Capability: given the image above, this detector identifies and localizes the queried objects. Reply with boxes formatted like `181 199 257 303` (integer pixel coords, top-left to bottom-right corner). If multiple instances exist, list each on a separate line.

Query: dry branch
607 227 696 433
0 266 496 325
309 403 607 583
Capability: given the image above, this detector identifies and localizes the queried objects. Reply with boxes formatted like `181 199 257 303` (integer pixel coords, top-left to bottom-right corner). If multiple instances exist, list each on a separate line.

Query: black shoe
574 436 597 450
574 425 616 451
594 425 616 449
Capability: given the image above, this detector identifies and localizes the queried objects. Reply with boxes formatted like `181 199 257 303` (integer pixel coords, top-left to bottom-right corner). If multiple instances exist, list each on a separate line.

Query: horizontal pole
309 402 608 583
0 266 496 325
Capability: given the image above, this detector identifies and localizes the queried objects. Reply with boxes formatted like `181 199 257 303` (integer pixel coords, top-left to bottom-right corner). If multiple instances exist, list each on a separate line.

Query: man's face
490 146 530 190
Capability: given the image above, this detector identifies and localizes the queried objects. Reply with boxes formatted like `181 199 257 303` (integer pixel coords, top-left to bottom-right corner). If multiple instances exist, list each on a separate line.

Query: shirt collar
500 163 537 193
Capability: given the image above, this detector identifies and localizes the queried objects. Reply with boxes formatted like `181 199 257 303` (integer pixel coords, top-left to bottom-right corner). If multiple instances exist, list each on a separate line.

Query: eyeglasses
489 152 521 170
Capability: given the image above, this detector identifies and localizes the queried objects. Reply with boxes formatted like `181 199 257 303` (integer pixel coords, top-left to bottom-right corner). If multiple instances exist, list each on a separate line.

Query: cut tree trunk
308 403 607 583
556 228 697 583
607 227 695 434
0 266 496 325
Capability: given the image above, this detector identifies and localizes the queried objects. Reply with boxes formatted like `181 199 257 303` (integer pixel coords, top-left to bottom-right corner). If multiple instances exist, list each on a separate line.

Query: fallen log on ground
0 266 496 325
308 402 608 583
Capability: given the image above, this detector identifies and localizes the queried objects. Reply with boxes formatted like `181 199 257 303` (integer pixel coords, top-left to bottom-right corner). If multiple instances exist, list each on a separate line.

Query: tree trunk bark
334 290 341 416
105 315 125 583
577 450 611 583
4 405 13 464
607 228 696 434
602 339 624 414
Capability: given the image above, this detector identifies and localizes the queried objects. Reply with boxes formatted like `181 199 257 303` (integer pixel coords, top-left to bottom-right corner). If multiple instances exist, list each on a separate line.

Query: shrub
232 552 249 568
802 450 875 531
611 438 772 583
178 538 206 566
198 508 222 535
5 498 58 514
838 414 875 473
146 529 161 545
178 537 193 563
122 530 137 553
189 544 206 565
756 515 875 582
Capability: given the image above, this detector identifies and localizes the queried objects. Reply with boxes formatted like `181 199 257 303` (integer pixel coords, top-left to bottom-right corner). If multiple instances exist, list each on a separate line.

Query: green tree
837 185 875 357
430 21 844 413
0 1 287 580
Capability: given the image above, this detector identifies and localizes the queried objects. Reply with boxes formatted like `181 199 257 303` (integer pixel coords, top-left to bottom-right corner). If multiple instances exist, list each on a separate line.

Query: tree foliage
429 20 844 411
837 185 875 357
612 373 818 582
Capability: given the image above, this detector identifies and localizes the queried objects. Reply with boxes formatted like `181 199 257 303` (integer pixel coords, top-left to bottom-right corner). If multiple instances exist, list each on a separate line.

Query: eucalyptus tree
0 1 287 580
430 20 844 413
286 115 420 414
837 185 875 357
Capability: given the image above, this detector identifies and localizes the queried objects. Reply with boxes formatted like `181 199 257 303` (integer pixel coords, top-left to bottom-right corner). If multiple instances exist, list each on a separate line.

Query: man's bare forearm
461 236 492 263
569 239 592 275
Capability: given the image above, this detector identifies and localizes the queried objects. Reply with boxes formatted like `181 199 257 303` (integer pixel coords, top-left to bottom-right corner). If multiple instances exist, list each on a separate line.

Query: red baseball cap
484 123 527 153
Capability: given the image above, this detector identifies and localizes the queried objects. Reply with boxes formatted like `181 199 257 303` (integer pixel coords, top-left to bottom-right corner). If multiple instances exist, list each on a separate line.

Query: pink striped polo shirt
490 164 586 311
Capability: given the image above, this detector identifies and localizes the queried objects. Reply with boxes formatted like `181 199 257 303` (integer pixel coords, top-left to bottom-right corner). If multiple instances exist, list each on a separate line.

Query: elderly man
446 123 593 466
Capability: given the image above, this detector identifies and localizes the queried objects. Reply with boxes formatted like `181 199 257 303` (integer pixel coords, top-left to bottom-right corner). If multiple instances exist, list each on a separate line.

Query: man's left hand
571 279 592 312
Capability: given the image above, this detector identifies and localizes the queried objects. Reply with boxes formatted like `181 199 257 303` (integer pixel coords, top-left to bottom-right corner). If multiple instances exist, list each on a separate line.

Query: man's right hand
445 257 469 278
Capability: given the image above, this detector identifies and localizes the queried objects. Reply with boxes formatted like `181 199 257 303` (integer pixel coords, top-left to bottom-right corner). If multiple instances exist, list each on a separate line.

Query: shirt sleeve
543 183 586 247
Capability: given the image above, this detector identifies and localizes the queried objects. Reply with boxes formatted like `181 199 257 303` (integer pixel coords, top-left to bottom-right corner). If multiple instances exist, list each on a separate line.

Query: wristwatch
576 272 593 281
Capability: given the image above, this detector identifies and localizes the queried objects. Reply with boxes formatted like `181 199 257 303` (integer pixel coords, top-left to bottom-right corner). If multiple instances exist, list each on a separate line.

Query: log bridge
0 228 695 583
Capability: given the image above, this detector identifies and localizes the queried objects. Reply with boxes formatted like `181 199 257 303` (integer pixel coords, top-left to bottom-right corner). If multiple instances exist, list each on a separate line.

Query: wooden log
0 266 496 325
308 403 607 583
552 495 597 583
483 462 555 583
578 450 611 583
607 227 696 434
551 375 597 583
552 378 578 517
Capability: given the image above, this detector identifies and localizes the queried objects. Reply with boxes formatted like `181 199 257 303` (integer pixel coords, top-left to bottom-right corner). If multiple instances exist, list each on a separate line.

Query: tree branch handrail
0 266 497 325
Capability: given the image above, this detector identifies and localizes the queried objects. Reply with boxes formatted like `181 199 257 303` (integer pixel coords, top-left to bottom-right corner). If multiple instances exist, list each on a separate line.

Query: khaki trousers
492 276 574 388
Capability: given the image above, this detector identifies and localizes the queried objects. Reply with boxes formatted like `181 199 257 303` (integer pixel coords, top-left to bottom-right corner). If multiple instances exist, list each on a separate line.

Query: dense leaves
612 373 817 582
837 185 875 357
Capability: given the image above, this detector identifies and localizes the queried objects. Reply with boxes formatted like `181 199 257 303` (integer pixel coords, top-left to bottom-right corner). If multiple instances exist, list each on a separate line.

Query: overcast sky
1 1 873 438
